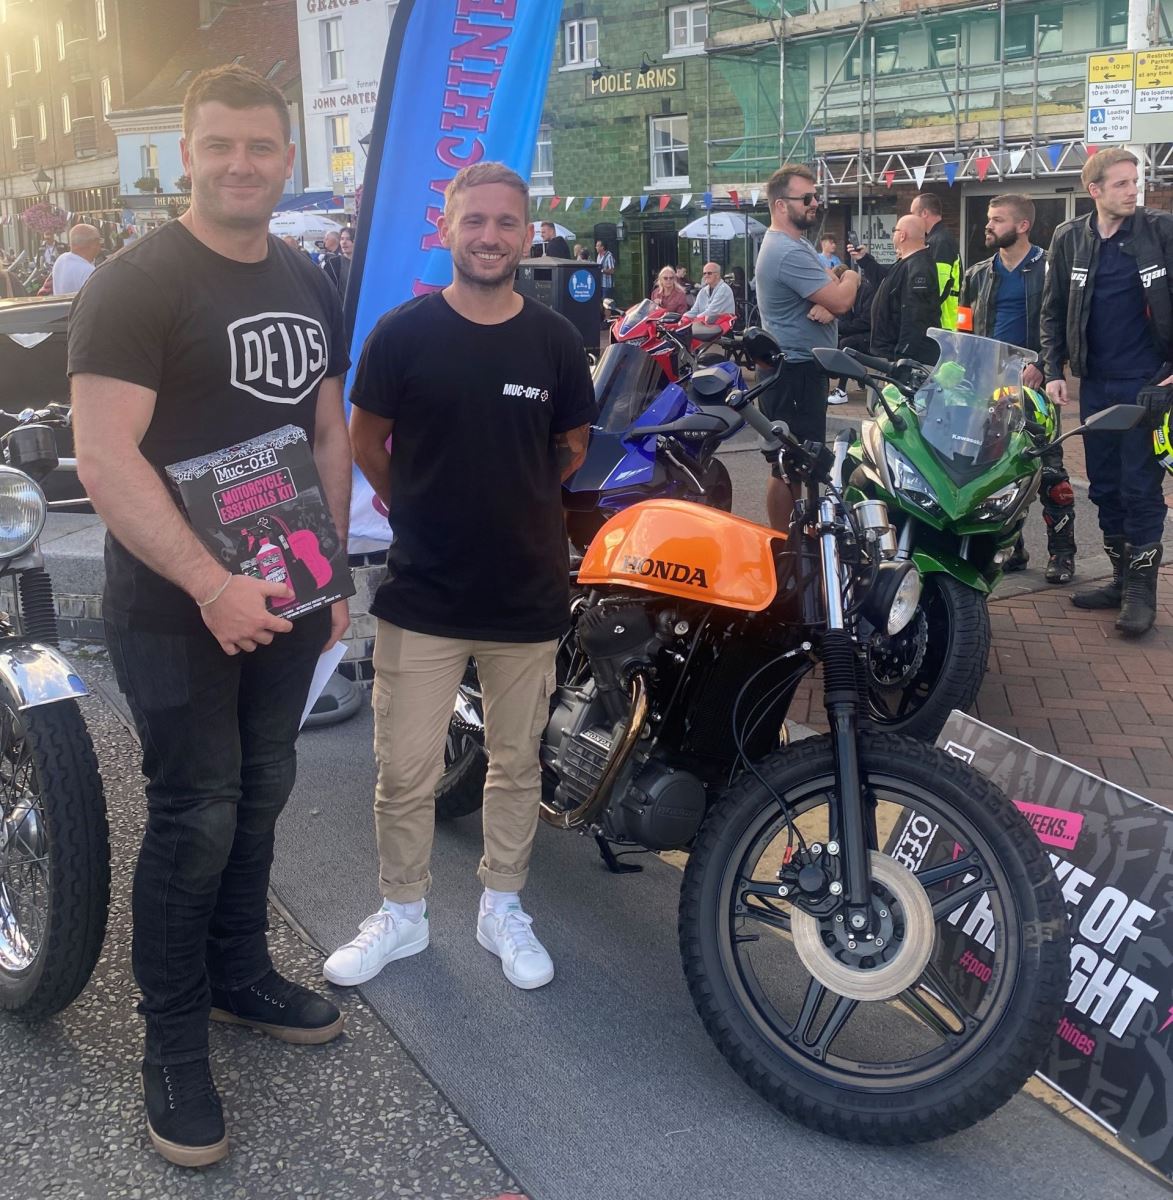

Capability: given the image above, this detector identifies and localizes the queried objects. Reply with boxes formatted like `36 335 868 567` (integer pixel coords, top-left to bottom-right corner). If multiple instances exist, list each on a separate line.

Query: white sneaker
476 897 554 990
828 388 850 405
323 907 429 986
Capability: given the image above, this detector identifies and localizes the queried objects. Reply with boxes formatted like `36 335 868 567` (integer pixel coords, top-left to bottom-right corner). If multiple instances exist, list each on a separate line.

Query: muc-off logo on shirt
502 383 549 403
227 312 328 405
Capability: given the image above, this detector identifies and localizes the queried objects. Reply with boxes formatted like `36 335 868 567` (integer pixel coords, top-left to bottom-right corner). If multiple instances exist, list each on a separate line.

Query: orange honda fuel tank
577 499 785 611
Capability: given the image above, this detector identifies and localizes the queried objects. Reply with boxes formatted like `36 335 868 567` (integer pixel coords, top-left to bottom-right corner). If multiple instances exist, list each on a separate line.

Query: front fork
817 493 875 935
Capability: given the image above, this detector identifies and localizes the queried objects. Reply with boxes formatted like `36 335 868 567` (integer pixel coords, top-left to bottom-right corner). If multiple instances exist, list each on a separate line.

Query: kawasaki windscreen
344 0 563 541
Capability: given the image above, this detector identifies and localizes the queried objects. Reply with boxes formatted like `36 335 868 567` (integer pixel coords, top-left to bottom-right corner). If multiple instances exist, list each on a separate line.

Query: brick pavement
789 566 1173 808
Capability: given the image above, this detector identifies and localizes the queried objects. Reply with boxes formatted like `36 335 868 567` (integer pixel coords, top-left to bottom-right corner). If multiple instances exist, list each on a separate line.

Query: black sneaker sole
147 1119 229 1168
209 1007 345 1044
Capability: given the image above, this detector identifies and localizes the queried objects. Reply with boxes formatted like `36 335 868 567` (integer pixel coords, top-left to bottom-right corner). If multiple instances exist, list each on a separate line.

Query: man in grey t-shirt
754 165 860 530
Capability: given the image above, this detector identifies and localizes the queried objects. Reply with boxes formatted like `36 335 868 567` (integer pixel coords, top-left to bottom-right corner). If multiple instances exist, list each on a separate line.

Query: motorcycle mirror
812 346 868 385
1025 403 1148 458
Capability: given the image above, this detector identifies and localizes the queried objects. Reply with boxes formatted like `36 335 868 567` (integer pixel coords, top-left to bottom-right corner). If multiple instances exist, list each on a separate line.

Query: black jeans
1080 376 1167 546
106 609 330 1066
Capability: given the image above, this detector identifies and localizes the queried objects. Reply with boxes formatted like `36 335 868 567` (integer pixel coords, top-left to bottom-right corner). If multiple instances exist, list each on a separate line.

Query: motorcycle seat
691 323 725 343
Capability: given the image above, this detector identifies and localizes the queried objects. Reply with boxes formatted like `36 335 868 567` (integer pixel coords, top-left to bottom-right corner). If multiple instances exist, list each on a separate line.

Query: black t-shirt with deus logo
350 293 596 642
67 221 349 632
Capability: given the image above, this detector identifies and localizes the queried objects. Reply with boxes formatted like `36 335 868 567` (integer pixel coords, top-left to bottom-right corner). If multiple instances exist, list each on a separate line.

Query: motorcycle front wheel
434 659 488 822
862 573 990 742
0 691 109 1018
679 733 1068 1144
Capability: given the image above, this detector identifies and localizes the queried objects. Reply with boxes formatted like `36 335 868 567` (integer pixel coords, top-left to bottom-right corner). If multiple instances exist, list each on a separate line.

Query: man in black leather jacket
961 193 1075 584
1040 148 1173 637
869 215 940 364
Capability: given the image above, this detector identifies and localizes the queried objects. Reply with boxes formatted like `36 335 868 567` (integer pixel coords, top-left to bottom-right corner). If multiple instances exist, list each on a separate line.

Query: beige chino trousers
371 620 557 903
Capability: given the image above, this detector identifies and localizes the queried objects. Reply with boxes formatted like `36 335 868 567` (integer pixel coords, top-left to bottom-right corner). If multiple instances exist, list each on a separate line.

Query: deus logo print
228 312 328 405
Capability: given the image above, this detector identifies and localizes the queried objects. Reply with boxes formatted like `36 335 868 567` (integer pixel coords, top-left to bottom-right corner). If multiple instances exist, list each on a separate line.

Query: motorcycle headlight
884 445 941 516
861 560 922 636
0 468 47 558
973 476 1034 522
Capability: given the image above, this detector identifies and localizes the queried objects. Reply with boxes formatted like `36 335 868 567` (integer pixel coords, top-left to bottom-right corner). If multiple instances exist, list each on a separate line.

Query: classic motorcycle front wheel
0 691 109 1018
679 733 1068 1144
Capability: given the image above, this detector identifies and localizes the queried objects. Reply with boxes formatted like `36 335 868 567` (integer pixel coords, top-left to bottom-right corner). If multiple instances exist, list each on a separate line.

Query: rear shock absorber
18 567 59 646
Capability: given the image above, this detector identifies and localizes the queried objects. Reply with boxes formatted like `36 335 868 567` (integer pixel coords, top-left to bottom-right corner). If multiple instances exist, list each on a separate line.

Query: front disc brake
867 608 929 689
790 852 935 1001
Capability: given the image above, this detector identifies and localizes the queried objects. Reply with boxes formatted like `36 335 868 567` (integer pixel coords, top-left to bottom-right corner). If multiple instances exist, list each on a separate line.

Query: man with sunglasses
755 164 860 530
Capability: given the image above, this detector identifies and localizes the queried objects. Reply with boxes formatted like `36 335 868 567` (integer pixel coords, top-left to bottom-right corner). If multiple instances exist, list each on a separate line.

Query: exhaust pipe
539 672 649 831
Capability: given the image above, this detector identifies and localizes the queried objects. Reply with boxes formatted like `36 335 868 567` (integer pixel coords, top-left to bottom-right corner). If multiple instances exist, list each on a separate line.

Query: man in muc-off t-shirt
69 66 353 1169
326 162 596 995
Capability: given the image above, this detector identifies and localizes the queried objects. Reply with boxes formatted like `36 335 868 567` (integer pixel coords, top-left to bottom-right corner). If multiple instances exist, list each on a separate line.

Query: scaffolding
703 0 1173 215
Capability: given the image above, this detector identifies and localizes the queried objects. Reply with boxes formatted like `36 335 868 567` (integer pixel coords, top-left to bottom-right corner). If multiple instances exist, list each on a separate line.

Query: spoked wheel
0 691 109 1018
434 659 487 822
679 734 1068 1143
862 573 990 742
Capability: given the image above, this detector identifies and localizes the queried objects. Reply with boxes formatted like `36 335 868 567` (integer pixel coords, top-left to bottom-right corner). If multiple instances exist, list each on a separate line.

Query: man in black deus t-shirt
69 67 352 1168
326 162 595 994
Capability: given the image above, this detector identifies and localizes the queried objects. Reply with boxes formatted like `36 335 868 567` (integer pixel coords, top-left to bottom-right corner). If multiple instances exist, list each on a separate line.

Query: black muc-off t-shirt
349 293 596 642
67 221 349 632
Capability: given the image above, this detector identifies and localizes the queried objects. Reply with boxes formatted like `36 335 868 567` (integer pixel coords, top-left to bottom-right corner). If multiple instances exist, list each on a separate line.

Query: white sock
382 898 425 922
483 888 521 914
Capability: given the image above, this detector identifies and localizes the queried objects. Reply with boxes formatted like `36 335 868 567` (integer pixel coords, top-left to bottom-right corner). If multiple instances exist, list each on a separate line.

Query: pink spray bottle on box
255 532 296 609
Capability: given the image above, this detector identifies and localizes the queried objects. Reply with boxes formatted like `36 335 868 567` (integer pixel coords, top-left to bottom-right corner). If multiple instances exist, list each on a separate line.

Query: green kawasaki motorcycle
812 329 1142 742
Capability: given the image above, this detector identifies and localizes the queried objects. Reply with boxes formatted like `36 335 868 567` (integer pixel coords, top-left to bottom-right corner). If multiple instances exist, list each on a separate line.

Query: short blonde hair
444 161 528 214
1081 147 1138 190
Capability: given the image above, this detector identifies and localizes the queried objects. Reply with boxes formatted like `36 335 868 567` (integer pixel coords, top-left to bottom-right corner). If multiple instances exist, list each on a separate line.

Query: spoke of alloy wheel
931 875 990 921
916 856 980 889
901 960 969 1037
795 974 858 1055
740 900 790 935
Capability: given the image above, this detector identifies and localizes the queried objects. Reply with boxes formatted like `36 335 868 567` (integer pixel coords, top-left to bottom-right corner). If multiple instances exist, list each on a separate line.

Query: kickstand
595 832 643 874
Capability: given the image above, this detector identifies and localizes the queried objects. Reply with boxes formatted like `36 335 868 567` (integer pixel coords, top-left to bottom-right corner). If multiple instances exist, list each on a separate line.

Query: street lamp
32 168 53 196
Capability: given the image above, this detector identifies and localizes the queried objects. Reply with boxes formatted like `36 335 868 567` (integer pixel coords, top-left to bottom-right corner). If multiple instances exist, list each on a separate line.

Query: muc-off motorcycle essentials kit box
165 424 354 619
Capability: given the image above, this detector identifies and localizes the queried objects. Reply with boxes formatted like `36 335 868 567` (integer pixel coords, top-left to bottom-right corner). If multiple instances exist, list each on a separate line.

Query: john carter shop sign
587 65 683 98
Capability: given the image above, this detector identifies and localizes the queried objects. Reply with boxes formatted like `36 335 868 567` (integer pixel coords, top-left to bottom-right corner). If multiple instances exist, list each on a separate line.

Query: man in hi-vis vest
911 192 961 331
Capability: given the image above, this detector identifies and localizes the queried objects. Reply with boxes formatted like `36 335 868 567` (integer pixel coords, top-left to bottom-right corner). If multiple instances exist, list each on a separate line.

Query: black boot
1071 535 1127 609
142 1059 228 1168
1116 542 1162 637
209 968 344 1044
1003 535 1029 572
1043 497 1076 585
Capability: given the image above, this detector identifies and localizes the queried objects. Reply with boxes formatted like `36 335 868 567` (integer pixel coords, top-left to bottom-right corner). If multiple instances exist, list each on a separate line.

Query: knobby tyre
434 730 487 821
0 693 110 1018
864 573 990 742
678 733 1068 1143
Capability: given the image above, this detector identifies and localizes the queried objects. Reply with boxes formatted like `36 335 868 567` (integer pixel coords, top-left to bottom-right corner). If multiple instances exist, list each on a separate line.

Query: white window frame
56 20 65 60
32 35 41 73
531 124 553 195
95 0 106 40
666 4 706 57
649 114 689 188
38 102 47 140
561 18 599 70
100 75 111 118
61 93 72 134
326 113 350 154
320 17 345 87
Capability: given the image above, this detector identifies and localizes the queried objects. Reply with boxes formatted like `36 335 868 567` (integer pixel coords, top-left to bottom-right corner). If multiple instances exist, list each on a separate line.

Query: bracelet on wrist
197 574 232 609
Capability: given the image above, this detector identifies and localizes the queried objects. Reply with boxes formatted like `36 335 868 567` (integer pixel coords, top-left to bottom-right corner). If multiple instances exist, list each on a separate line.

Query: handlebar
844 347 896 373
0 404 71 428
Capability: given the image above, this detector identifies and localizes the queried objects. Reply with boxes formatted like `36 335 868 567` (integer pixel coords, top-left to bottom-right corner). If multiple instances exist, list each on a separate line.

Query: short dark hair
445 161 529 215
911 192 943 217
988 193 1035 227
766 164 816 206
819 234 837 247
182 64 291 144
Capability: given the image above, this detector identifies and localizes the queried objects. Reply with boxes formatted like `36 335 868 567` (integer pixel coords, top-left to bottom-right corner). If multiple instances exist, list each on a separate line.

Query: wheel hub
791 852 935 1001
867 608 928 689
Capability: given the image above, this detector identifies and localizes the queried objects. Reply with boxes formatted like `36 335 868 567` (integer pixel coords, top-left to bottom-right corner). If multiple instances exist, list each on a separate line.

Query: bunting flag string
600 195 611 208
680 192 693 209
729 189 740 207
658 194 671 211
619 195 632 211
912 163 929 189
563 196 575 211
883 169 895 189
1046 143 1064 171
550 196 562 210
975 155 993 182
639 195 650 212
750 188 761 206
943 161 959 187
582 197 593 211
1008 147 1027 173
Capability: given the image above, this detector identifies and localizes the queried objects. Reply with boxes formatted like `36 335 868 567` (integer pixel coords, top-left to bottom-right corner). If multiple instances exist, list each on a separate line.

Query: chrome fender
0 642 89 710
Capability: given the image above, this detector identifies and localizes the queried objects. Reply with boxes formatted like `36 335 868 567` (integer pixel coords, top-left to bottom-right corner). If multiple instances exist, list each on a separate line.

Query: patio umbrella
269 211 344 240
679 213 768 313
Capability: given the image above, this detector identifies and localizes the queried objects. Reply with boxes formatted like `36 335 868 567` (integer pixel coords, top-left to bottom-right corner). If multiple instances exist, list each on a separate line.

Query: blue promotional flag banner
943 160 959 186
344 0 563 540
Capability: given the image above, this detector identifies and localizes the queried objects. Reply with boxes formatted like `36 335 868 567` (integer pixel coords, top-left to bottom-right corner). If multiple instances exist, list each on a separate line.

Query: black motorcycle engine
605 761 707 850
576 601 663 722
